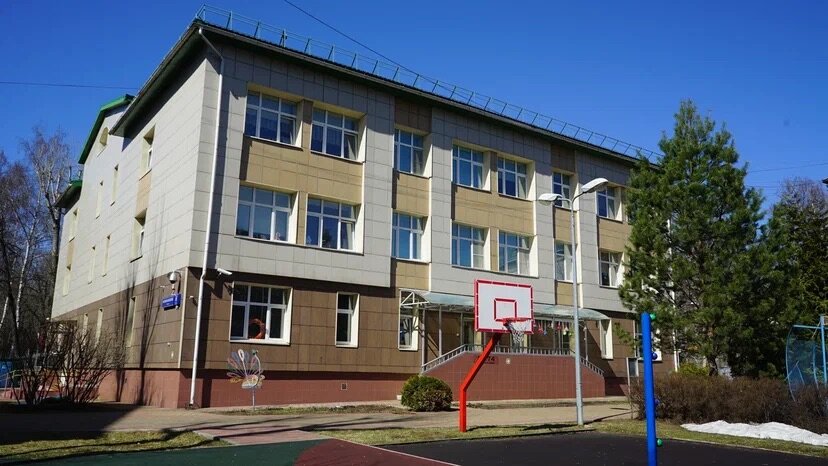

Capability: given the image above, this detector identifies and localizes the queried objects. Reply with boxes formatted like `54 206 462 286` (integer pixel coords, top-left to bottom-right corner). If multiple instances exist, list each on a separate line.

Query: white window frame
311 109 358 159
335 292 359 347
142 129 154 174
553 172 572 208
498 231 530 275
555 241 572 281
88 245 96 283
102 235 110 276
132 213 145 259
69 209 78 240
62 264 71 296
305 198 357 250
451 223 485 269
398 305 418 351
599 250 621 288
95 308 103 343
597 186 618 219
452 145 485 189
244 91 298 145
126 297 136 348
394 129 425 176
392 212 424 260
230 284 292 344
599 319 614 359
497 158 528 199
236 185 293 242
111 165 119 205
95 180 103 218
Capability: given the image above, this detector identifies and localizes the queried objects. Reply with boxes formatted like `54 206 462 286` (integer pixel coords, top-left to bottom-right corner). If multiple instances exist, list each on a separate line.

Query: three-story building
52 12 674 408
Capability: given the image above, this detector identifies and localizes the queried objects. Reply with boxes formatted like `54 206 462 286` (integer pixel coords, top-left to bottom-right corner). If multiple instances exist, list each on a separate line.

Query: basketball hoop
501 318 531 349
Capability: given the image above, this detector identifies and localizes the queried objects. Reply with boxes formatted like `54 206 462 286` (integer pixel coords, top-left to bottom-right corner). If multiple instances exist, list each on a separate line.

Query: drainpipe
189 28 223 408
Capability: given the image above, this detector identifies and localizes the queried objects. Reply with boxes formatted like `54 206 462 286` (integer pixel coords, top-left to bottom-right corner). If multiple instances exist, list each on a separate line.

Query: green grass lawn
322 424 591 445
222 404 412 416
0 431 225 463
594 419 828 458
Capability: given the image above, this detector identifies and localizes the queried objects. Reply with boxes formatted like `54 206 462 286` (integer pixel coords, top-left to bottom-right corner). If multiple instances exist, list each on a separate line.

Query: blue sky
1 0 826 210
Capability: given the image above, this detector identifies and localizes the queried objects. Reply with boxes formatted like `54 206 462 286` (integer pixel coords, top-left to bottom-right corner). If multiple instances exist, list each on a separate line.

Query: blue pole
642 312 658 466
820 316 827 386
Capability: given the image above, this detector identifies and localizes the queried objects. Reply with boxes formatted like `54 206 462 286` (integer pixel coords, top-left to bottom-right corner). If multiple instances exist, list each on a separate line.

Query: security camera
168 271 179 283
216 268 233 276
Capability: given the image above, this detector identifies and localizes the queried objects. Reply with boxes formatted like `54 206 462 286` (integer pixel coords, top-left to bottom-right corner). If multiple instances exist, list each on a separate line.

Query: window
451 224 485 268
102 235 110 276
244 91 297 144
306 198 356 250
311 109 358 159
597 186 618 219
236 186 292 242
555 242 572 281
111 165 119 204
132 213 146 259
82 313 89 334
95 309 103 343
99 127 108 147
142 129 154 173
498 232 530 275
62 265 71 295
88 246 96 283
126 297 136 347
394 129 425 175
392 213 424 260
335 293 358 346
230 284 292 344
96 180 103 217
399 306 417 350
599 320 614 359
452 145 484 189
497 158 528 198
69 209 78 239
599 250 621 287
553 172 572 208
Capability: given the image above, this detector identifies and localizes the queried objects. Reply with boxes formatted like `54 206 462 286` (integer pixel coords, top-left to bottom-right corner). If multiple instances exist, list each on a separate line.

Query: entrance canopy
400 289 610 321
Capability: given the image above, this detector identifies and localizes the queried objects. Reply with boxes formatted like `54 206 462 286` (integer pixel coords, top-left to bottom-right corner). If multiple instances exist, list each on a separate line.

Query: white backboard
474 280 533 334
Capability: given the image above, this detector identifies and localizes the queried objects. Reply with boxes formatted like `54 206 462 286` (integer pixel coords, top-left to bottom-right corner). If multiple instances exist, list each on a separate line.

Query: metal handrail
194 5 660 160
421 344 604 377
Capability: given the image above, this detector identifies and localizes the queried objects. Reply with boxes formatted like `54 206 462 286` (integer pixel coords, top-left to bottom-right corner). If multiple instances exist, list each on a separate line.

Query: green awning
535 304 610 321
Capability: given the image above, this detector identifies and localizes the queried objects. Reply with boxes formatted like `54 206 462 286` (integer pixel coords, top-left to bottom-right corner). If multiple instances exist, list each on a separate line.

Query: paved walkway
4 398 631 444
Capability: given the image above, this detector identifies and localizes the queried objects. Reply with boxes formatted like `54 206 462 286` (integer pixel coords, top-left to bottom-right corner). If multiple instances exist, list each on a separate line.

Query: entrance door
461 316 481 347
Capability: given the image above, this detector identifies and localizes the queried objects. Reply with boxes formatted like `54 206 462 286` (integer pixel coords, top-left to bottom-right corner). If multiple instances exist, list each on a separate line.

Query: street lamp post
539 177 608 426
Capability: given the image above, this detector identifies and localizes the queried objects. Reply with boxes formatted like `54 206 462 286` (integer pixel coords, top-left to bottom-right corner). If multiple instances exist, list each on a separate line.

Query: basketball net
503 319 528 349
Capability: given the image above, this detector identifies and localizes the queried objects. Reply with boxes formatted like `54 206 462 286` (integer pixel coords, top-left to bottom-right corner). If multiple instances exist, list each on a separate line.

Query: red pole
459 333 500 432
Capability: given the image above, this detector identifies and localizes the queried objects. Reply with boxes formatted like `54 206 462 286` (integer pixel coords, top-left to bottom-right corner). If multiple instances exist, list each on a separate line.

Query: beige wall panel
393 172 430 217
242 138 363 206
391 260 429 290
556 281 573 306
554 208 572 242
597 217 630 252
453 186 534 235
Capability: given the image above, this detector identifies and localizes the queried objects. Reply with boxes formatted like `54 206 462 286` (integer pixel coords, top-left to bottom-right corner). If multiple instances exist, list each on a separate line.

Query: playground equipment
786 316 827 396
641 312 663 466
459 280 533 432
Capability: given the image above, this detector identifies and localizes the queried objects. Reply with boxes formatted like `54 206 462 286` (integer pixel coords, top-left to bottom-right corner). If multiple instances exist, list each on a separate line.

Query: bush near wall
630 373 828 434
400 375 453 412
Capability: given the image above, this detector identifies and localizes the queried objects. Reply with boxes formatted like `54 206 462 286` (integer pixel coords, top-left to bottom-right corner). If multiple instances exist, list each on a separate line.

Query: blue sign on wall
161 293 181 310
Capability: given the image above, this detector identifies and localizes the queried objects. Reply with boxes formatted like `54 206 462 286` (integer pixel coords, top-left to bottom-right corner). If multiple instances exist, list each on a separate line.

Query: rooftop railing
195 5 659 160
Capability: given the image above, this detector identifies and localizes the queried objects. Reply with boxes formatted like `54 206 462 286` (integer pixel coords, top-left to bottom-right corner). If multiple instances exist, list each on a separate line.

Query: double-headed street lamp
539 177 608 426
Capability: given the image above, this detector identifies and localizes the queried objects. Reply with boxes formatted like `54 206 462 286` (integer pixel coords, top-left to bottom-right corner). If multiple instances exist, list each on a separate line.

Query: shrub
400 375 453 412
677 362 709 377
629 372 828 433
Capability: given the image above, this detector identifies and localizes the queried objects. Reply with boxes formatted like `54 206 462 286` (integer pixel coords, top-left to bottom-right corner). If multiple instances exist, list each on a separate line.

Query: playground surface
23 432 825 466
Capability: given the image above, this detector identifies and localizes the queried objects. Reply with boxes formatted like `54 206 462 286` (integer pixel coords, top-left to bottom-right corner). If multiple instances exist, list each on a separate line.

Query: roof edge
78 95 134 164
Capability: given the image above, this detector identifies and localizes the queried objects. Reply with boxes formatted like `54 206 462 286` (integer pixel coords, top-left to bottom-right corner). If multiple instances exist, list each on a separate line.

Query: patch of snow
682 420 828 447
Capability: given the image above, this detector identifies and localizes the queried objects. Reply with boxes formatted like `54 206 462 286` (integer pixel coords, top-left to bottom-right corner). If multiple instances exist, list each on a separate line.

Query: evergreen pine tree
619 101 764 374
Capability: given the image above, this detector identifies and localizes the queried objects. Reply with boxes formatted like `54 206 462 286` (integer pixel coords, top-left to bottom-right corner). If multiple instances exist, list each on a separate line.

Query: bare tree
57 324 125 404
21 127 73 286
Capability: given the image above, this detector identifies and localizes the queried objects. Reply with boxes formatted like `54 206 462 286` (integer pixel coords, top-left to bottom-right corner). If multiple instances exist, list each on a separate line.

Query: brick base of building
425 353 606 400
